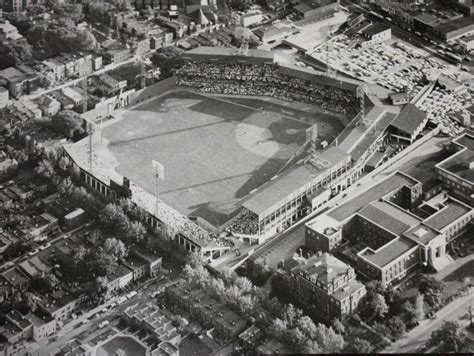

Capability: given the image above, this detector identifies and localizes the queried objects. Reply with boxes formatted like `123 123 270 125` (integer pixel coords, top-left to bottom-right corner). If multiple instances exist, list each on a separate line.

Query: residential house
0 20 22 41
35 95 61 116
0 86 9 108
0 66 39 98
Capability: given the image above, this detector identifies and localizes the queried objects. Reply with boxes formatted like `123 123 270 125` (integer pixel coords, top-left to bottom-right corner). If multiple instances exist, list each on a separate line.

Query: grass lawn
442 259 474 299
100 89 346 227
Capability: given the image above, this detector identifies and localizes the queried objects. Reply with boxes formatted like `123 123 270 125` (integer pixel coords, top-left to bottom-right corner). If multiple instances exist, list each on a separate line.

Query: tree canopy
51 110 84 138
428 321 466 352
26 21 96 59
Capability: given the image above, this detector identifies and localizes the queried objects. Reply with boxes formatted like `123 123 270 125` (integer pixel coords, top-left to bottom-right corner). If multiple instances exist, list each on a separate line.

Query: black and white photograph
0 0 473 355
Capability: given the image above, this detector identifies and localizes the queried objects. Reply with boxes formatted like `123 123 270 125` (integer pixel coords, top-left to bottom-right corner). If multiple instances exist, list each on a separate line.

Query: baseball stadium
64 47 397 261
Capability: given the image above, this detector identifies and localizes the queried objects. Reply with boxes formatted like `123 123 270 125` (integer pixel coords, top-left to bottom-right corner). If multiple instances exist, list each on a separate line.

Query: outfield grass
102 90 344 227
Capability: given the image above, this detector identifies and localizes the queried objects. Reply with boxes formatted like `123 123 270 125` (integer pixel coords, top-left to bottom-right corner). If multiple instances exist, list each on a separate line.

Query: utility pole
468 299 473 329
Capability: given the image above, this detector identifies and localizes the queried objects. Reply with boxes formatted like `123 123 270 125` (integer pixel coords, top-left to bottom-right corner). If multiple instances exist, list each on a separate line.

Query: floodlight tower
355 83 370 133
325 26 336 78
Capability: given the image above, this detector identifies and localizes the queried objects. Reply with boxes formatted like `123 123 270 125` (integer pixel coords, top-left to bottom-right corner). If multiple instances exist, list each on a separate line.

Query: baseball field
101 90 345 227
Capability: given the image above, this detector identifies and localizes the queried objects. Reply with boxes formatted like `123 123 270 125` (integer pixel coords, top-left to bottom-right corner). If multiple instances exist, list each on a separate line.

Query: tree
90 276 110 305
126 221 146 242
26 22 96 59
234 276 254 294
424 289 444 311
151 46 184 78
270 318 289 338
344 337 374 354
282 304 303 328
331 318 345 335
35 159 55 178
371 293 389 318
401 301 418 323
419 275 445 295
103 238 128 262
287 327 306 348
230 0 253 11
428 321 466 352
52 110 84 138
100 203 129 231
302 339 322 354
313 323 345 353
387 316 406 339
296 315 317 339
0 40 33 70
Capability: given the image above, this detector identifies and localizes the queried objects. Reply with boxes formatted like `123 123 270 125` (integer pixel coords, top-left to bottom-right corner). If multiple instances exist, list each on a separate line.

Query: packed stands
176 61 359 118
225 210 259 236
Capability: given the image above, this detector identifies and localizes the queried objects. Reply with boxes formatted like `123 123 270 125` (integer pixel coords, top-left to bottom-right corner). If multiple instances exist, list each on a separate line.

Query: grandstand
64 46 400 260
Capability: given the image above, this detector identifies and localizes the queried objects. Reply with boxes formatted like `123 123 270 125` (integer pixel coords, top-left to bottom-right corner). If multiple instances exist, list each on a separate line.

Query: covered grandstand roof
182 46 275 64
276 63 361 91
389 104 427 135
242 147 349 216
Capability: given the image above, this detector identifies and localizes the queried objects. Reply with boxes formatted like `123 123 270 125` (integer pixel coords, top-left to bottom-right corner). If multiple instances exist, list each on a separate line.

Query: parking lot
308 34 472 136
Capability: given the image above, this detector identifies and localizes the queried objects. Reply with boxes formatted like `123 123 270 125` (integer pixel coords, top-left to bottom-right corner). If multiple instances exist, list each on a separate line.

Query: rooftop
403 223 442 245
423 198 472 231
328 171 420 222
359 237 417 268
359 200 421 237
389 104 427 135
183 46 275 64
242 147 349 216
290 253 353 286
0 67 34 84
2 268 30 288
362 23 391 37
295 0 337 13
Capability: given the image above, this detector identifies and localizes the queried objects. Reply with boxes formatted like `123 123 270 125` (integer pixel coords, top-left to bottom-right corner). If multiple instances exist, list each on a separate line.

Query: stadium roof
183 46 275 64
359 237 417 268
362 23 391 38
277 63 361 91
349 112 397 162
389 104 427 135
242 147 349 216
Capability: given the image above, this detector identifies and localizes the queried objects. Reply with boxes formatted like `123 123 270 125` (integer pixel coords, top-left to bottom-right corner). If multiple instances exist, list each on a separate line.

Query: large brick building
306 167 473 286
281 253 366 322
436 131 474 205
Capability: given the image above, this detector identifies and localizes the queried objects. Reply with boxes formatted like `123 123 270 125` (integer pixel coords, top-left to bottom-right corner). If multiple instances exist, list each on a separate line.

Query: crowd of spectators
129 181 222 246
225 210 259 236
176 62 359 118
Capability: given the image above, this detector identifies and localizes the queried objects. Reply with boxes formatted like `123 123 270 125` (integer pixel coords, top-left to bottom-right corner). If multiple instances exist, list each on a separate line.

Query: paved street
383 289 474 353
26 277 174 356
246 133 446 270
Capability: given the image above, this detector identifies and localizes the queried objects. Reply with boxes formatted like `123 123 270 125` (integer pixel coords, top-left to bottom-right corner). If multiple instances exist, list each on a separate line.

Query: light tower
152 160 164 211
325 26 337 78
